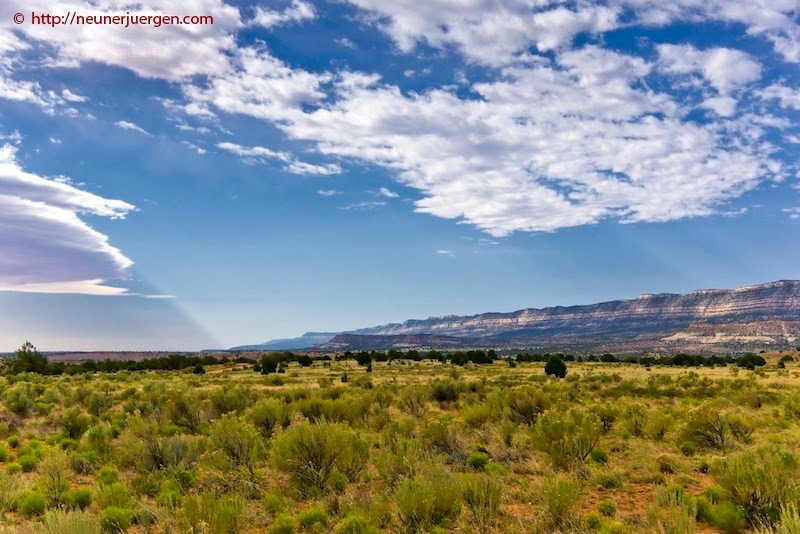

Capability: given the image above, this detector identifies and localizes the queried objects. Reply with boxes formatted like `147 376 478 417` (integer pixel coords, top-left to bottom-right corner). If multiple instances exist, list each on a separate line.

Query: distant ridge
234 280 800 353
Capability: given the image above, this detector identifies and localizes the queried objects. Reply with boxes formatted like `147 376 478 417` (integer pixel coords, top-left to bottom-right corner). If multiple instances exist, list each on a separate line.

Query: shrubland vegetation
0 343 798 532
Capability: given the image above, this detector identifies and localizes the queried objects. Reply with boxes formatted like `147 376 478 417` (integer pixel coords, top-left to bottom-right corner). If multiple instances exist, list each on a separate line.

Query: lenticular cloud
0 144 135 295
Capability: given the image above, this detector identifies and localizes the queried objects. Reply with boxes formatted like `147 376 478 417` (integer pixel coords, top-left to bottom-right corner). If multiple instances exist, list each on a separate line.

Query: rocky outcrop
237 280 800 352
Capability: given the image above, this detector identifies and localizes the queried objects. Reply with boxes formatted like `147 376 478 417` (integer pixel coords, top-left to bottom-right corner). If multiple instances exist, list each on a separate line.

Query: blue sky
1 0 799 350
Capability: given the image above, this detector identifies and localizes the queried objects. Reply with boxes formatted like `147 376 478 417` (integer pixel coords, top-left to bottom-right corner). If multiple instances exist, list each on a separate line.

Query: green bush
716 446 800 526
19 454 38 472
467 451 490 470
544 356 567 378
96 466 120 486
710 502 746 533
462 475 502 533
539 475 581 528
270 513 295 534
272 422 368 494
298 505 329 530
6 462 22 474
96 482 130 510
591 447 609 465
598 499 617 517
533 409 602 469
429 380 460 403
395 471 462 533
99 506 131 532
20 491 47 517
249 399 292 437
679 441 696 456
65 487 92 510
337 514 370 534
62 408 92 440
38 510 100 534
0 443 8 462
507 389 549 426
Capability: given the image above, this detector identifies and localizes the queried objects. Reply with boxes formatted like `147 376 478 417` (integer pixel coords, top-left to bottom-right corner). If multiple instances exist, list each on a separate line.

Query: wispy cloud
339 201 386 210
436 249 455 257
377 187 399 198
115 120 151 136
317 189 342 196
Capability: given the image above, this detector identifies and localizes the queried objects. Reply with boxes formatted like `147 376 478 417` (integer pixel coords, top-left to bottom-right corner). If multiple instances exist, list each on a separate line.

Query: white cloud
1 0 242 80
182 43 779 236
317 189 341 196
0 143 135 295
115 120 151 136
218 141 340 175
657 44 762 95
251 0 316 28
49 137 62 144
784 207 800 219
285 161 342 175
217 141 290 161
61 89 87 103
339 201 386 210
377 187 399 198
181 141 206 155
436 249 455 257
759 84 800 111
341 0 800 65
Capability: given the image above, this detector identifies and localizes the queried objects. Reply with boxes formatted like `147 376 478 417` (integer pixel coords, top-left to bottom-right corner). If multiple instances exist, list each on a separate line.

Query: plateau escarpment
240 280 800 352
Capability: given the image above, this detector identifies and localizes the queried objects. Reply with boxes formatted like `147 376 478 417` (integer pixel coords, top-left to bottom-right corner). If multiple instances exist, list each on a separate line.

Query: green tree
545 355 567 378
12 341 49 374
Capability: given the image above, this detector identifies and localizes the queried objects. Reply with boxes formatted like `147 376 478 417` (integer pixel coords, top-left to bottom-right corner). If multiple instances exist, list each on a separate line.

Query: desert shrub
129 421 194 472
167 391 207 433
0 442 7 462
591 447 608 465
208 416 266 485
270 514 295 534
96 465 120 486
682 407 742 450
507 389 550 426
648 485 697 534
179 493 245 533
658 455 677 474
595 471 624 489
500 419 517 446
422 420 465 464
19 454 38 472
462 402 493 429
298 505 329 530
99 506 131 532
20 491 47 517
37 449 71 508
533 409 602 469
96 482 130 510
65 487 92 510
209 386 252 416
374 438 428 487
62 408 92 439
755 505 800 534
38 509 101 534
85 391 113 417
623 404 648 437
647 411 672 441
249 399 292 437
711 502 747 533
272 422 368 494
716 446 800 526
462 475 502 533
598 499 617 517
679 441 696 456
0 472 25 513
467 451 490 470
337 513 370 534
429 380 460 403
4 384 37 416
545 356 567 378
399 389 427 417
539 475 581 528
395 471 462 533
6 462 22 474
156 479 183 508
